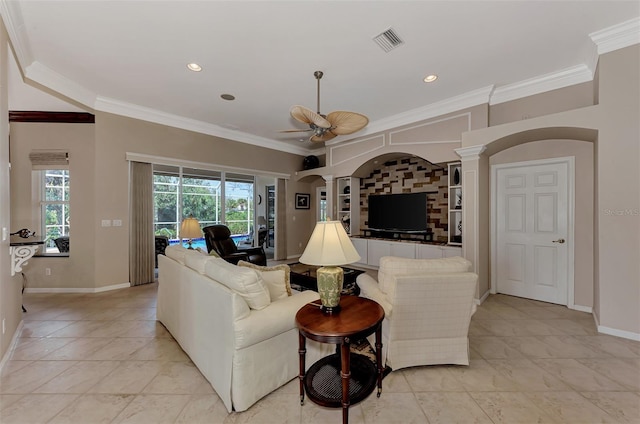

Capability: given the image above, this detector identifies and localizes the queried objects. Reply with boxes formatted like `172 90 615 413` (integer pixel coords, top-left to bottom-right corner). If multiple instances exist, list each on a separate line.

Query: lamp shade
180 217 201 239
299 220 360 266
257 216 267 226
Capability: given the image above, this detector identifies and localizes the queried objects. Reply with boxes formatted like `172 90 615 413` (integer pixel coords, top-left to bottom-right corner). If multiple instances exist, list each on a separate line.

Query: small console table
9 237 44 277
296 296 385 424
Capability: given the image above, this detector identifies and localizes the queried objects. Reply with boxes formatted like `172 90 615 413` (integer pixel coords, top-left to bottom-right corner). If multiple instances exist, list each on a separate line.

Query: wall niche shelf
448 162 462 246
336 177 360 236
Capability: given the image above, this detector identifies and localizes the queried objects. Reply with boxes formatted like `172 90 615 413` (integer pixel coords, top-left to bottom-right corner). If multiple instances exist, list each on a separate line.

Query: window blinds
29 150 69 169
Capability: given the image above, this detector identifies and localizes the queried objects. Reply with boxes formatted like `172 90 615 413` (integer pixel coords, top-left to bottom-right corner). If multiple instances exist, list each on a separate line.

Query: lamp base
316 266 344 315
320 304 341 315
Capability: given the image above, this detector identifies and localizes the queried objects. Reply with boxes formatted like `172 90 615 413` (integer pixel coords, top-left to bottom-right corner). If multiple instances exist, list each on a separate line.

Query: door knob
552 238 565 244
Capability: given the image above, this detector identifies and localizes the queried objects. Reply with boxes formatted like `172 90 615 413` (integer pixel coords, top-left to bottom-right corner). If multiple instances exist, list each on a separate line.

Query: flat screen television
367 192 428 232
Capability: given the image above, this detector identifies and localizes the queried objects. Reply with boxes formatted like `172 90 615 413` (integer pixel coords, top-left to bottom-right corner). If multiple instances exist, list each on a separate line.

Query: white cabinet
442 246 463 257
352 237 463 268
336 177 360 236
351 237 368 266
448 162 462 246
367 239 416 265
415 244 444 259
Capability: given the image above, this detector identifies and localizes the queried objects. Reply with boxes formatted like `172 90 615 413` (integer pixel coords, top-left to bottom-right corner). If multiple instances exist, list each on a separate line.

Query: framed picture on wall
295 193 310 209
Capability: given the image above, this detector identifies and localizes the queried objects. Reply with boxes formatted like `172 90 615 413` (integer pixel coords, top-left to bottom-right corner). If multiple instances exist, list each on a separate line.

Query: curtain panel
129 161 155 286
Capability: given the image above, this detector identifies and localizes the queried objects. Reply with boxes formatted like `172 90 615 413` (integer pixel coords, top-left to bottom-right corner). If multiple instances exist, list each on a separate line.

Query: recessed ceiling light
220 94 235 101
187 63 202 72
423 74 438 83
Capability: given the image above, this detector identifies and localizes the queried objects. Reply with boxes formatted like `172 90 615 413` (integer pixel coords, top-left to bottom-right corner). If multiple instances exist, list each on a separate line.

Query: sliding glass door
153 165 255 246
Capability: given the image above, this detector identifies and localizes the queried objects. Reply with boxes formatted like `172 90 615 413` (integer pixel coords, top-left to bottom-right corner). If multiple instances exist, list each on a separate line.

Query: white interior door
493 158 573 305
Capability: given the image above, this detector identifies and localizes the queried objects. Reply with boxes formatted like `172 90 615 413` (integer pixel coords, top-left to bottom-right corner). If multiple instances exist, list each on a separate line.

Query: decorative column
322 175 335 221
454 145 489 301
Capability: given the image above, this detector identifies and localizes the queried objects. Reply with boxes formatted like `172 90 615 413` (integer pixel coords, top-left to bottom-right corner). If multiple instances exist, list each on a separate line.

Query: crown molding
0 0 32 68
351 86 493 141
94 97 313 156
25 61 97 107
590 17 640 55
489 64 593 105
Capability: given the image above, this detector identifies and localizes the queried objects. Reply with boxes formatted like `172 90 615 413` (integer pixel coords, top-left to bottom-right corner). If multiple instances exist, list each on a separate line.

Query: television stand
362 229 433 242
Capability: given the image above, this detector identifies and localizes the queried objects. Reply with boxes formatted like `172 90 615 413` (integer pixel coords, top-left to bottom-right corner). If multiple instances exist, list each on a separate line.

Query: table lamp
299 220 361 314
180 216 201 249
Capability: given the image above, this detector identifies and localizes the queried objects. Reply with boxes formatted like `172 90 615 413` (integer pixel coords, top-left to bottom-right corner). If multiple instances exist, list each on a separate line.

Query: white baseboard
476 289 491 305
0 320 23 372
24 282 131 294
570 304 592 313
598 325 640 341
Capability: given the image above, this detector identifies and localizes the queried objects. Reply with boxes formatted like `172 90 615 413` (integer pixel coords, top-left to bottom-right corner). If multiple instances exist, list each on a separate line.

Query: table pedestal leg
340 338 351 424
375 326 383 397
298 332 306 405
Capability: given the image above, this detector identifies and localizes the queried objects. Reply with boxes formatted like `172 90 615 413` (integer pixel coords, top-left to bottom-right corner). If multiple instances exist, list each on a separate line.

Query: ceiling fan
283 71 369 143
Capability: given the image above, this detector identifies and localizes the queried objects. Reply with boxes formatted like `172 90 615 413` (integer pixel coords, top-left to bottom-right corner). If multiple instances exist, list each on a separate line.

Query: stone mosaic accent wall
359 156 449 242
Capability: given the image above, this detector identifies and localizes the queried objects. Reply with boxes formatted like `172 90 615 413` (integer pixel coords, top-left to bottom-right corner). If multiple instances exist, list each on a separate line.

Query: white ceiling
3 1 639 155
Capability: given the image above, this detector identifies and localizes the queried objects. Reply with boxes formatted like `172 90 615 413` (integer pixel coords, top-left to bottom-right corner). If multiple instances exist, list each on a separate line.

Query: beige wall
489 82 595 127
462 44 639 338
490 139 595 308
9 112 313 290
0 20 23 360
10 123 96 289
594 45 640 335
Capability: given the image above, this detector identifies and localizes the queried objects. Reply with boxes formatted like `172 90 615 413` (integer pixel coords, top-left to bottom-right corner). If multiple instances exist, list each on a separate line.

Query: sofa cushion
185 249 213 274
237 261 291 301
164 244 188 264
378 256 471 300
205 258 270 310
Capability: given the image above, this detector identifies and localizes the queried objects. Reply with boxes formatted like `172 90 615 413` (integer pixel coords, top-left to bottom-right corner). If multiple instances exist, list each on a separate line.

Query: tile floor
1 283 639 423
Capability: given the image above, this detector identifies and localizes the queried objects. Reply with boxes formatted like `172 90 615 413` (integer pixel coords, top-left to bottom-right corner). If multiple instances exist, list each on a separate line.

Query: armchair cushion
378 256 472 302
238 261 292 301
356 273 393 316
204 258 270 310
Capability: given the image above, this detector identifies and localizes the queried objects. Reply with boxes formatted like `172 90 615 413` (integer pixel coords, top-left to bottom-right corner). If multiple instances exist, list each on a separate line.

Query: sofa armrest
356 274 393 316
234 290 320 349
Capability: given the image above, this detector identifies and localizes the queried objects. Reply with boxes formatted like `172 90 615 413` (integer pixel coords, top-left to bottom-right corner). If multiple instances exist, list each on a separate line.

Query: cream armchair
356 256 478 370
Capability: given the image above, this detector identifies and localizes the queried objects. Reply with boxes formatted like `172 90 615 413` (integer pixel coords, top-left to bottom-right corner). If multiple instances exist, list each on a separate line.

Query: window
153 166 254 248
41 169 70 253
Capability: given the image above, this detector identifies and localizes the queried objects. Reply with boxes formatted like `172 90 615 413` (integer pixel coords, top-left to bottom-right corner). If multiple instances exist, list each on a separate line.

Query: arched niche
460 124 598 303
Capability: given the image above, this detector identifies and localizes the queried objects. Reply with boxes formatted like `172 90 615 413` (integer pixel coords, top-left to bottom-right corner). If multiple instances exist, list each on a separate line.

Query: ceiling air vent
373 28 404 52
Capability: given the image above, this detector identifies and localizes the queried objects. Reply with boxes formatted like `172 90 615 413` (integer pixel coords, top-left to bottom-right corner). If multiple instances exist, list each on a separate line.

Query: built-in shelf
448 162 462 246
336 177 360 236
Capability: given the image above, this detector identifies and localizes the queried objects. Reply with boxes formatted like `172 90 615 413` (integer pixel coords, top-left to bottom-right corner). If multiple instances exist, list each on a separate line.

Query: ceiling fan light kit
285 71 369 143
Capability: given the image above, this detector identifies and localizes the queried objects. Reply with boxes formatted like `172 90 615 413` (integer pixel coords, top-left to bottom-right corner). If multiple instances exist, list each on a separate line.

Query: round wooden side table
296 296 385 424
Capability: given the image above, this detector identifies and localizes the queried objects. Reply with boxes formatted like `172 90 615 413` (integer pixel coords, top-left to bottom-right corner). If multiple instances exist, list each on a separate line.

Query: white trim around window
125 152 291 180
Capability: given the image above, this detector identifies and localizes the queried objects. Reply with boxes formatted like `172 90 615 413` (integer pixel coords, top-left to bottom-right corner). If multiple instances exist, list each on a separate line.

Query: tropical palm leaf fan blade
326 111 369 135
290 105 331 128
286 71 368 143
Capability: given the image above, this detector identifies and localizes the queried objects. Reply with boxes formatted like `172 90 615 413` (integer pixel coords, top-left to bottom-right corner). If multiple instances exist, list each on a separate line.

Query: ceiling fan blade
326 111 369 135
309 131 337 143
278 129 313 133
290 105 331 128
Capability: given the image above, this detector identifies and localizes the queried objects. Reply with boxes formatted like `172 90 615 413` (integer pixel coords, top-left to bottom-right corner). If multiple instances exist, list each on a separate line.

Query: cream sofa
157 245 333 412
357 256 478 370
